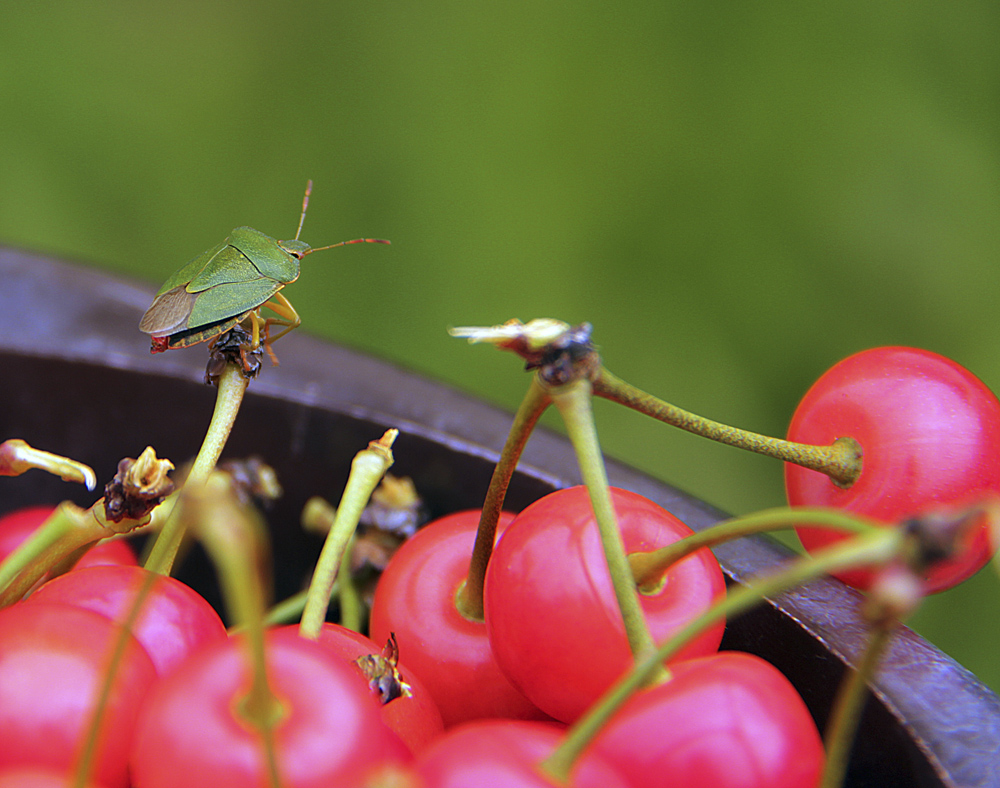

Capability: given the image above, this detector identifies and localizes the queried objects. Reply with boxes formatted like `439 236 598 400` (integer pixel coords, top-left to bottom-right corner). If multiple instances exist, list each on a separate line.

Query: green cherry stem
0 439 97 490
186 471 284 788
256 497 343 628
629 507 882 591
541 526 903 782
261 588 318 627
187 365 252 487
593 367 863 487
550 377 663 672
820 622 895 788
74 567 160 788
0 503 105 607
299 430 397 641
0 498 170 608
821 561 924 788
455 376 551 621
240 578 341 631
541 528 904 782
144 362 250 576
336 538 364 633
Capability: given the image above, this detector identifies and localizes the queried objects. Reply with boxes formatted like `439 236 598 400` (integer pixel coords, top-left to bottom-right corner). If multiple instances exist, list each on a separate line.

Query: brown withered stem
359 474 427 539
217 456 284 507
104 446 176 522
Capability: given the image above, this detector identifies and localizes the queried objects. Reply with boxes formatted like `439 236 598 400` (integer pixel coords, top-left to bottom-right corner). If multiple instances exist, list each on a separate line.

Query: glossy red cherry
370 510 549 727
28 565 227 678
273 623 444 754
415 719 630 788
786 346 1000 592
0 602 157 788
129 630 411 788
587 651 824 788
484 486 726 723
0 766 109 788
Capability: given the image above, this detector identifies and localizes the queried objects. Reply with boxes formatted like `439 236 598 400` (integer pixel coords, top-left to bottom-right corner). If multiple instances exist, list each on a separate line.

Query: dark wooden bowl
1 246 998 788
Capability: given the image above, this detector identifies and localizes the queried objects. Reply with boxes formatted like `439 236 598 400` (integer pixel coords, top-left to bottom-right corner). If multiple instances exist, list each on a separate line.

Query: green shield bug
139 180 388 364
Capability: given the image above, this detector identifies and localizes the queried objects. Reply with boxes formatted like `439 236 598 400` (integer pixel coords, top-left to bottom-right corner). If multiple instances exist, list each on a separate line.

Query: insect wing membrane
187 277 283 329
229 226 301 283
139 286 197 335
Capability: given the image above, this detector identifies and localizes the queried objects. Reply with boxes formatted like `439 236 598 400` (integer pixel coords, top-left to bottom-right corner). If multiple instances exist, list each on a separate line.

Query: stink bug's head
278 239 313 259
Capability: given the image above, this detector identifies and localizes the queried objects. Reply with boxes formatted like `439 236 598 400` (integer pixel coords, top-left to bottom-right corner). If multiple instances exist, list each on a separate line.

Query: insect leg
260 292 302 346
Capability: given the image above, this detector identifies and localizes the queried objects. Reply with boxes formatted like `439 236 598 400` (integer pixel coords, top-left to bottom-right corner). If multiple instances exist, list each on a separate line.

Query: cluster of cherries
1 324 998 787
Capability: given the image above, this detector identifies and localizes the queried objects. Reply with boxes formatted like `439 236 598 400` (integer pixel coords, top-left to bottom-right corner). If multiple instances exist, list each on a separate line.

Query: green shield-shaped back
186 244 268 293
154 241 228 297
187 277 283 329
228 226 301 283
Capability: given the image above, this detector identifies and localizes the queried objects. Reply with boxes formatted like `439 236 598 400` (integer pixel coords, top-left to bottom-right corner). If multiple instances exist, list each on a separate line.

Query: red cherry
0 766 109 788
786 346 1000 592
370 510 550 727
27 565 227 678
415 719 630 788
0 602 157 788
0 506 136 571
587 651 824 788
272 623 444 754
129 630 411 788
75 539 136 569
484 486 726 723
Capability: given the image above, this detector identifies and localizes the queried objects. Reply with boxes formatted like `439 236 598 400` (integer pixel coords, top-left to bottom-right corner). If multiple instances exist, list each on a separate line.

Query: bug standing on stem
139 180 388 366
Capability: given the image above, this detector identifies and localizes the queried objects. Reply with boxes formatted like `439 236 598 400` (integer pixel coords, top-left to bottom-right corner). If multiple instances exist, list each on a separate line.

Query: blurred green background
2 3 998 689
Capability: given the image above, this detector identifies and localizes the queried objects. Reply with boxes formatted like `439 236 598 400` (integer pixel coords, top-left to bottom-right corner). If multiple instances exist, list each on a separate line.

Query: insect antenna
308 237 391 253
294 179 391 254
294 179 314 241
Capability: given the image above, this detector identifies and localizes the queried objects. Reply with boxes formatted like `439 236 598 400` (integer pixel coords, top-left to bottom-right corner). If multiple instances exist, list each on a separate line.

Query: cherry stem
820 621 895 788
74 567 159 788
0 500 167 608
299 430 397 641
593 367 863 487
0 439 97 490
337 537 364 632
455 376 551 621
541 526 903 782
550 377 665 675
258 581 339 628
821 560 925 788
144 362 250 576
629 507 882 591
0 503 101 607
186 472 284 788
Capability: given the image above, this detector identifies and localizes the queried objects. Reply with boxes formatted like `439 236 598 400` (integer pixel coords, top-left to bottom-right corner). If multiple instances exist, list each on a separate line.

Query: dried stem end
104 447 175 523
449 318 599 385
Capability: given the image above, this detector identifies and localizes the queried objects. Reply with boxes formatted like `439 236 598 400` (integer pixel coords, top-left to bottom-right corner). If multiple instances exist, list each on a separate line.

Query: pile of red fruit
1 341 998 788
